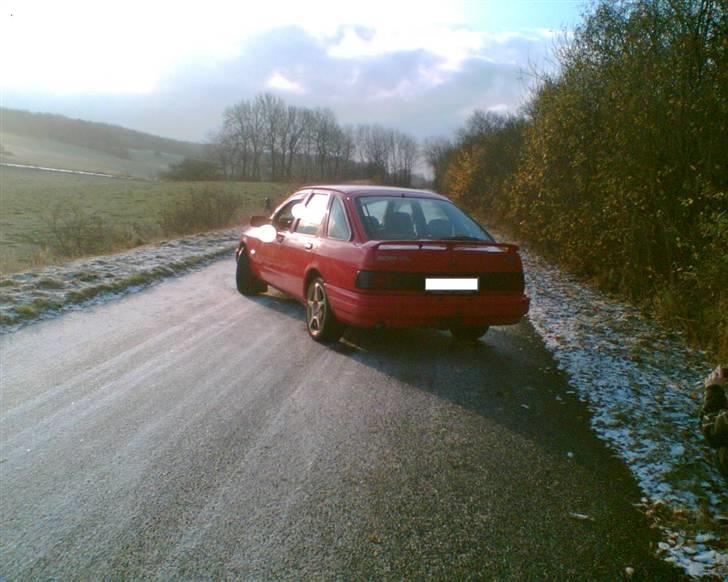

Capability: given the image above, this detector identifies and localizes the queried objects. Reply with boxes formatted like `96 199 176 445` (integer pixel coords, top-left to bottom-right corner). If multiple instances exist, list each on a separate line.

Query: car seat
384 212 415 238
361 215 381 236
427 218 453 239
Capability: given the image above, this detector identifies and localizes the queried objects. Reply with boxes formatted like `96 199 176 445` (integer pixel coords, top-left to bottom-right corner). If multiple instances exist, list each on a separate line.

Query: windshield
355 196 494 242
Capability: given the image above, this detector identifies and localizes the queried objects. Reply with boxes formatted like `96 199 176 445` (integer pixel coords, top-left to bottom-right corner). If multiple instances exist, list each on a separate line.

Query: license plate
425 277 479 292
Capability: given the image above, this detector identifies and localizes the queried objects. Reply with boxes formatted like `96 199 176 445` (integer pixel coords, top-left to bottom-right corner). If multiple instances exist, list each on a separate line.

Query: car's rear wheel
450 325 489 342
306 277 344 342
236 248 267 295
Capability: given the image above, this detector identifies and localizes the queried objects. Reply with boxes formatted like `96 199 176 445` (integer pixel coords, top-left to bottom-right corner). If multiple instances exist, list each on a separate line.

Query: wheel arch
303 267 323 297
235 240 245 261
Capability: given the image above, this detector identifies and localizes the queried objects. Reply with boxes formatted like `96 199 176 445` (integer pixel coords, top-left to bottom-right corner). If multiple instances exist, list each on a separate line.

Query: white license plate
425 277 479 292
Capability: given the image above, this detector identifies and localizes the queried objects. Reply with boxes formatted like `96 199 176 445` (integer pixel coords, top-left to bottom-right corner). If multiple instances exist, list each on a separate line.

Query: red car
235 185 529 343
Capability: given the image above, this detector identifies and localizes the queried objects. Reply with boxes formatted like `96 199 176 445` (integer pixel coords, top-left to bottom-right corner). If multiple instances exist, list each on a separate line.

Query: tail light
355 271 417 290
355 270 524 293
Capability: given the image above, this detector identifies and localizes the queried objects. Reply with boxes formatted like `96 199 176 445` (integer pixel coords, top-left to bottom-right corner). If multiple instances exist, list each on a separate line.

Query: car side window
327 196 351 240
295 193 330 235
273 199 302 232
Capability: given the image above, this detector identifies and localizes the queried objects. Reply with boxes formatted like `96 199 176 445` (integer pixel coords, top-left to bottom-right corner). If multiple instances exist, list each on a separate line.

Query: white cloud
1 1 249 93
487 103 511 113
0 0 565 142
0 0 557 97
1 27 540 142
0 0 471 94
328 25 484 72
327 24 555 83
266 72 306 94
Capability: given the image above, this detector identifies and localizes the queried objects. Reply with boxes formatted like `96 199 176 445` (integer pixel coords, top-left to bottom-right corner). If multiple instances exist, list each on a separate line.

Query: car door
254 196 304 290
317 193 359 294
277 191 330 298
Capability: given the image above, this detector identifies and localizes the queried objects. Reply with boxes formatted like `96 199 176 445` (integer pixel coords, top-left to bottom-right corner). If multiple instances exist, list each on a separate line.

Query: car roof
300 184 451 202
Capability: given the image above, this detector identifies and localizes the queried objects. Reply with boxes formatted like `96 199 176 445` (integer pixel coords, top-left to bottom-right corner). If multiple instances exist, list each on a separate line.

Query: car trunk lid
357 240 525 293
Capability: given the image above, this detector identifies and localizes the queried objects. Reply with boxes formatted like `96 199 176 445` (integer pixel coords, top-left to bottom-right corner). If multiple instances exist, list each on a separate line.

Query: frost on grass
0 229 238 331
513 241 727 579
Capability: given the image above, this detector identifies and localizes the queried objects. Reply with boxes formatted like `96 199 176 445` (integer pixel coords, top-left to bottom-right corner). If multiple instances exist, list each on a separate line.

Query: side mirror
250 215 271 227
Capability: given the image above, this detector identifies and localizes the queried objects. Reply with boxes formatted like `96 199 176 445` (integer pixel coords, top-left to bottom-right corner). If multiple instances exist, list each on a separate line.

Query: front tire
306 277 344 342
236 248 266 295
450 325 489 343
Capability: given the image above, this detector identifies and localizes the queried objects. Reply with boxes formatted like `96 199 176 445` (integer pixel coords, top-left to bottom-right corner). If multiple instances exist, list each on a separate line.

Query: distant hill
0 108 206 179
1 108 203 158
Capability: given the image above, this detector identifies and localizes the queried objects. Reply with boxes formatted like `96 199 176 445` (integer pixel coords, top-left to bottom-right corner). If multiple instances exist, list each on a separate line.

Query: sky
1 0 587 143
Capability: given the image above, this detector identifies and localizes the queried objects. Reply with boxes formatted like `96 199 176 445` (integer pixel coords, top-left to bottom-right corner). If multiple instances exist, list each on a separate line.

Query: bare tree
392 131 418 186
357 124 389 182
311 108 337 180
256 93 286 180
423 137 454 190
207 128 235 179
283 106 306 180
213 92 421 185
221 102 252 179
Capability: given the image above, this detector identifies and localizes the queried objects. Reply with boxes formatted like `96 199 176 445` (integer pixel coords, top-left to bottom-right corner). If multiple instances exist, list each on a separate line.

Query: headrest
385 212 414 236
428 218 453 239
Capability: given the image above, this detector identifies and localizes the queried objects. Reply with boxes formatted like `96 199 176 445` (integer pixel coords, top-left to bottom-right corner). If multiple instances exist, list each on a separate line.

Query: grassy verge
0 230 238 328
0 165 291 273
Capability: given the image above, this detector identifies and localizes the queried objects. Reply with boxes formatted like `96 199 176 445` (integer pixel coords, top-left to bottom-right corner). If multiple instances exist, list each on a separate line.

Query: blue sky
463 1 586 31
1 0 588 142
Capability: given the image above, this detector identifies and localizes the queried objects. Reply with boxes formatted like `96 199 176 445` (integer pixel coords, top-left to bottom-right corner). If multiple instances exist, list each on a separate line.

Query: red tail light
355 271 410 290
355 271 524 293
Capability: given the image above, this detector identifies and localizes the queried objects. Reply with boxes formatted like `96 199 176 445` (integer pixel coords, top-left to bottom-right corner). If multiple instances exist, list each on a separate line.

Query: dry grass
0 165 291 273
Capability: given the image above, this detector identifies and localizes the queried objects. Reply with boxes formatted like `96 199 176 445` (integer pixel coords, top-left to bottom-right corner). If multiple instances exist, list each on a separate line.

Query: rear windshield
355 196 494 241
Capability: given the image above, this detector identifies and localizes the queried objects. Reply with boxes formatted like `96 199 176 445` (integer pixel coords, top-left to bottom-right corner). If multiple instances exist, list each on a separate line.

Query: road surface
0 259 681 579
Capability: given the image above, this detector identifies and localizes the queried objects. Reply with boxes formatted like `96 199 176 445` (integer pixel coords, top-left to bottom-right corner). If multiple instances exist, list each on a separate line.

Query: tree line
428 0 727 358
206 93 418 186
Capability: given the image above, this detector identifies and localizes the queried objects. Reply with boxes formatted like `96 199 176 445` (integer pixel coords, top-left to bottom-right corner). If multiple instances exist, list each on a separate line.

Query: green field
1 132 187 179
0 165 291 273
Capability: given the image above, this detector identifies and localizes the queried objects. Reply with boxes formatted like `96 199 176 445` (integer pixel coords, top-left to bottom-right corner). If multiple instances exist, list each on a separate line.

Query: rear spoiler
372 240 520 253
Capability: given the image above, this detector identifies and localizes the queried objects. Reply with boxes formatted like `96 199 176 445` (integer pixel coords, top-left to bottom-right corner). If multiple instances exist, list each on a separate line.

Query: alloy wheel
307 280 327 336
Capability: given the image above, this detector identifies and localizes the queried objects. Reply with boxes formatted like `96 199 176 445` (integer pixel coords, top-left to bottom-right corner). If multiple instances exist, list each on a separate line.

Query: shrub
435 0 727 359
24 203 154 262
44 203 110 257
159 188 246 235
162 157 219 181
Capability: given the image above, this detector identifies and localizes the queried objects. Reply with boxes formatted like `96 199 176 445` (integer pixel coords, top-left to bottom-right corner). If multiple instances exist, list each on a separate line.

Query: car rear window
355 196 494 241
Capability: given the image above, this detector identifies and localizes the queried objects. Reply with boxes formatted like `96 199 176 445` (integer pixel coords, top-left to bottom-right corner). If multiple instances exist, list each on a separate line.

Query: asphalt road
0 259 683 580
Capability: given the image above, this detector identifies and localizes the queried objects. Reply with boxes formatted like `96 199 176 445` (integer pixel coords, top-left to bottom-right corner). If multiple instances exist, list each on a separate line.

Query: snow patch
0 229 239 332
512 239 727 579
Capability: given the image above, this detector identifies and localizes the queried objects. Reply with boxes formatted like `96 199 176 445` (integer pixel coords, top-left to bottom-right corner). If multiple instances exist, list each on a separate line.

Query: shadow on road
250 289 632 480
242 288 681 579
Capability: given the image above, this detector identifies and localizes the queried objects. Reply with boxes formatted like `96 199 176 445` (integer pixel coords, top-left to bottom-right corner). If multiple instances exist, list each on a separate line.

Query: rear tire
450 325 489 342
236 248 266 295
306 277 344 342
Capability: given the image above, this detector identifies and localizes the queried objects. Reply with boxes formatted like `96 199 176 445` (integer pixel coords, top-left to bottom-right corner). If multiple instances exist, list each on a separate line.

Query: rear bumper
327 286 530 328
